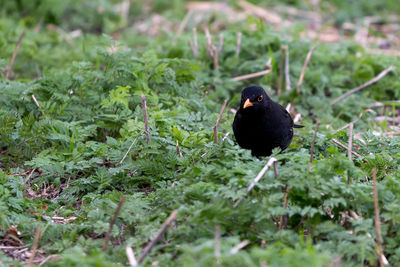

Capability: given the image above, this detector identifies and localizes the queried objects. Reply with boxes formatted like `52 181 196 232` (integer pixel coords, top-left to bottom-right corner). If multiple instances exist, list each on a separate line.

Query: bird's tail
293 124 304 128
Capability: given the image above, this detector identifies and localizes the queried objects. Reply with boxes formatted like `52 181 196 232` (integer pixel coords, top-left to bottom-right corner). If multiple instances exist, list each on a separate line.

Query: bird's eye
257 96 263 102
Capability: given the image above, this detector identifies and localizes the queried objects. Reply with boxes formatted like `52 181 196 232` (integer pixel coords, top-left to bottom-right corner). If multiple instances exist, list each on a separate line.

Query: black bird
232 86 303 157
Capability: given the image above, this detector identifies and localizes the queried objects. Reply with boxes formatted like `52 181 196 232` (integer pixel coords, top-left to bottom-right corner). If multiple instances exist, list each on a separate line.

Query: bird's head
239 86 270 112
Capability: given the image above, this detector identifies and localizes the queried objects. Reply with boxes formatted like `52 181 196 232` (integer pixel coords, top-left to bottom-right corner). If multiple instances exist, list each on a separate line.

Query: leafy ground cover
1 0 400 266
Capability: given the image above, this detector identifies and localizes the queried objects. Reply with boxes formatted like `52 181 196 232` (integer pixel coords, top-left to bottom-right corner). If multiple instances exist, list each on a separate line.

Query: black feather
232 86 303 157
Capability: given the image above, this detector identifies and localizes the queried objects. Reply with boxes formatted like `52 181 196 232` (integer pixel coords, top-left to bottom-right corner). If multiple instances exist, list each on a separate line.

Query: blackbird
232 86 303 157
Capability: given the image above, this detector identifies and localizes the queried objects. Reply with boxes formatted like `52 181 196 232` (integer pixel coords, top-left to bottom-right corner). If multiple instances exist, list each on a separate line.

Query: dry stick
212 45 219 70
231 69 271 82
204 28 213 57
347 122 354 184
372 168 384 267
265 57 272 69
218 33 224 55
126 246 138 266
177 10 193 36
204 28 218 69
331 66 394 106
188 29 198 57
31 94 44 115
279 186 290 230
348 122 354 161
293 113 301 123
120 134 141 164
25 168 36 184
273 161 278 178
176 140 183 158
283 45 291 90
277 46 285 95
261 239 266 249
141 94 150 144
102 195 126 251
214 225 221 260
213 99 229 144
188 38 195 56
332 138 361 158
192 28 198 56
309 121 320 163
0 246 24 249
222 132 230 141
230 240 250 254
296 43 317 94
285 103 291 113
236 32 242 57
335 110 373 132
138 210 178 264
233 157 278 208
27 227 41 267
5 30 25 80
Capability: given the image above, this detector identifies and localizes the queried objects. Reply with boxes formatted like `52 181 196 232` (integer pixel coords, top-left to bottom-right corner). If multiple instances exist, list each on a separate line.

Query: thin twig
335 109 374 132
192 28 198 56
138 210 178 264
310 121 320 163
218 33 224 55
120 134 141 164
188 28 198 57
212 45 219 70
273 161 278 178
205 28 213 58
177 10 193 36
214 225 221 260
222 132 230 141
102 195 126 251
296 43 317 93
233 157 278 208
126 246 138 266
283 45 291 90
277 46 285 95
193 28 198 56
176 140 183 158
35 63 41 78
25 168 36 184
141 95 150 144
231 69 271 82
213 99 229 144
188 38 195 56
0 246 24 249
279 186 290 230
230 240 250 254
348 122 354 161
331 66 394 106
204 28 218 69
6 30 25 80
32 94 44 115
27 227 41 267
285 103 291 113
332 138 361 157
236 32 242 57
293 113 301 123
347 122 354 184
372 168 384 267
265 58 272 69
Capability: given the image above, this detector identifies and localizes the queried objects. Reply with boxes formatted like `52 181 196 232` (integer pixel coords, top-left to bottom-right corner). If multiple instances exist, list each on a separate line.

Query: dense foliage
1 0 400 266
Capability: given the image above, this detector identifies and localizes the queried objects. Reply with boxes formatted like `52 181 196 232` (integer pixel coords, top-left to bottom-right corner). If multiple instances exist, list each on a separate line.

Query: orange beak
243 98 253 109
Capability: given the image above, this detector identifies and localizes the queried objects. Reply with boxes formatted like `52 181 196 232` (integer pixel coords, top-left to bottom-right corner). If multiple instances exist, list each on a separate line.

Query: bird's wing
278 104 304 128
278 104 294 127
